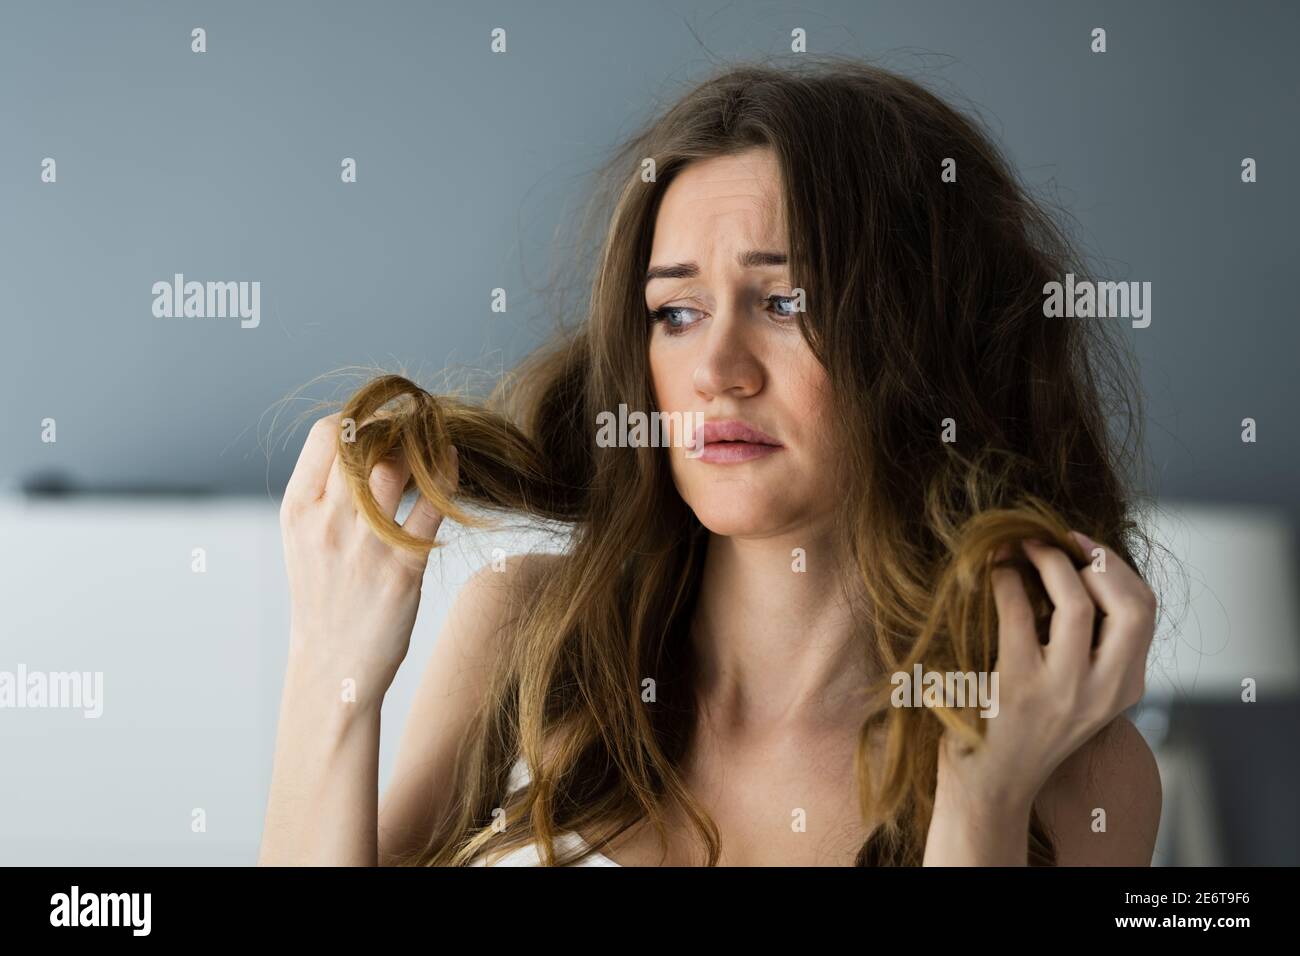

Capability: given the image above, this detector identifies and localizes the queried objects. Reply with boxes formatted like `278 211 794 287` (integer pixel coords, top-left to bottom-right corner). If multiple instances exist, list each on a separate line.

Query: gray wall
2 0 1297 518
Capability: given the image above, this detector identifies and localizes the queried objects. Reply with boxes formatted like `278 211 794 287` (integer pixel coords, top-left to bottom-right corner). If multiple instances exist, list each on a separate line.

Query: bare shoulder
500 550 567 591
376 551 566 864
1034 714 1163 865
432 550 572 677
458 551 566 617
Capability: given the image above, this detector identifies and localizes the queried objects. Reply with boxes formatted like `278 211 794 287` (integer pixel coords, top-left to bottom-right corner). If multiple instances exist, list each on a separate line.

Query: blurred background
1 0 1296 865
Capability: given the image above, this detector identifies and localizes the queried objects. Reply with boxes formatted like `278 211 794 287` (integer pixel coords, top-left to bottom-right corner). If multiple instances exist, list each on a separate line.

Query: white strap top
469 758 621 867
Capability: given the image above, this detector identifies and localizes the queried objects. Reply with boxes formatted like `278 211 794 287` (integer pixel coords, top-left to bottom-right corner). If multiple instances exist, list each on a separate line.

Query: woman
258 57 1162 867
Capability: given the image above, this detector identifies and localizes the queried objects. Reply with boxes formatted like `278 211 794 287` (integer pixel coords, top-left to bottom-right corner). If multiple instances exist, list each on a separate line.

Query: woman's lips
697 441 783 464
683 419 784 464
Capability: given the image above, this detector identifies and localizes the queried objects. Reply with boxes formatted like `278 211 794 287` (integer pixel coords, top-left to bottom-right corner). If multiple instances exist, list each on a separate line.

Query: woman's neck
689 527 875 741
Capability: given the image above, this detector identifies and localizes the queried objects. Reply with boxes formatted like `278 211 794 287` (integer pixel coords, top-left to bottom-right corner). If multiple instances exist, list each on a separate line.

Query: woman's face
646 146 839 538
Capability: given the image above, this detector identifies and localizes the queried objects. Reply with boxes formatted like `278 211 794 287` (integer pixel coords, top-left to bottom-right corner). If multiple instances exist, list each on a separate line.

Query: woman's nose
692 300 764 398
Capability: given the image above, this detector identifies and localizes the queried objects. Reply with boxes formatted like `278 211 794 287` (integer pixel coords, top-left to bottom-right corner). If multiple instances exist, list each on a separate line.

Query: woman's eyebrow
644 250 788 285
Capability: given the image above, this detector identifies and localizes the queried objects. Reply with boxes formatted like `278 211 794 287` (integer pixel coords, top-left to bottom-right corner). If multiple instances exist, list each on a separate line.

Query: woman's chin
688 499 804 539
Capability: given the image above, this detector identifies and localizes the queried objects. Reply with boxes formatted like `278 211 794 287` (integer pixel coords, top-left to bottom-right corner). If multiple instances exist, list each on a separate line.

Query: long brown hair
326 56 1153 866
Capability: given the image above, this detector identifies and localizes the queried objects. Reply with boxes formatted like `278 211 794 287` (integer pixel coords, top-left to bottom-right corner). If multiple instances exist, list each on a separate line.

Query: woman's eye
648 306 701 335
766 294 800 318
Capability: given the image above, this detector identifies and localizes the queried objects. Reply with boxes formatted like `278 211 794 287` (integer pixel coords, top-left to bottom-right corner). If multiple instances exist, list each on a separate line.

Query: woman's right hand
279 412 459 701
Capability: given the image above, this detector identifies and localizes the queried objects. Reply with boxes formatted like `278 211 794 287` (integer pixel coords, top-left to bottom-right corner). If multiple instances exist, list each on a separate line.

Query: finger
322 441 349 504
368 453 412 520
990 552 1040 674
403 446 458 540
1068 530 1149 596
284 413 343 504
1021 539 1094 674
1069 531 1157 686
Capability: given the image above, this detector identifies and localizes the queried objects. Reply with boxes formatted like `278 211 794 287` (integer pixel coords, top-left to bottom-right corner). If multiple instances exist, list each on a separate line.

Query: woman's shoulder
454 551 568 632
501 551 567 587
1034 714 1163 864
462 551 567 595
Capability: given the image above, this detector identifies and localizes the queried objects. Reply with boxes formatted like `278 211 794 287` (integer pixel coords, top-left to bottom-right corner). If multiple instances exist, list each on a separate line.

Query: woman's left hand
931 530 1157 842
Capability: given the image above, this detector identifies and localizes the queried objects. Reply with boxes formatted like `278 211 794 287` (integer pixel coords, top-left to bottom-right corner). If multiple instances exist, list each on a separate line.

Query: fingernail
1072 530 1099 551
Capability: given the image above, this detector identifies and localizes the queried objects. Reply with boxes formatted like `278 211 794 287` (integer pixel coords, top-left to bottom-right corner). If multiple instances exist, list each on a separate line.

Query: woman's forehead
651 155 786 260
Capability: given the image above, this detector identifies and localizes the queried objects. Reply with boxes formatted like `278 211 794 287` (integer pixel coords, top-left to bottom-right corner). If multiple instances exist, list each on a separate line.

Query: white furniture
0 492 560 865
